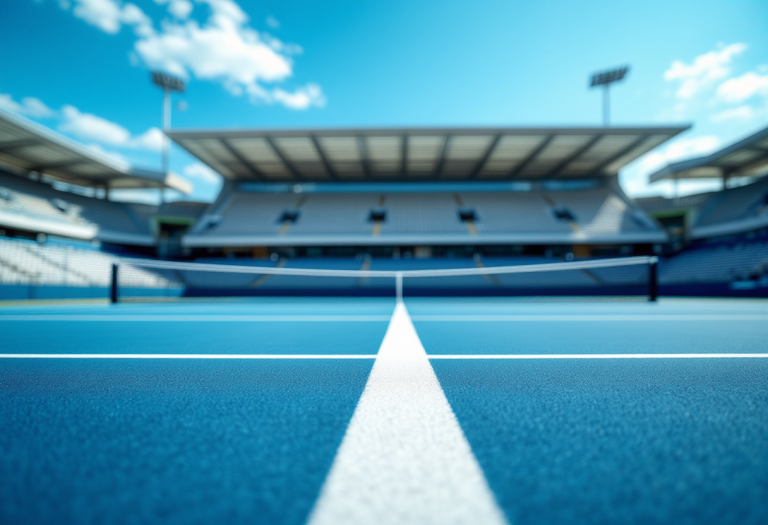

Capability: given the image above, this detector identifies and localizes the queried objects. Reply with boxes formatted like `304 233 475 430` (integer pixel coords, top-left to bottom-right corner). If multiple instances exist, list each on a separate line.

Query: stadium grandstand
2 115 768 299
0 109 197 247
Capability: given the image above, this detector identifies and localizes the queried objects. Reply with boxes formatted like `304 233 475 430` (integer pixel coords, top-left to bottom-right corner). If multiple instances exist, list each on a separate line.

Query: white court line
410 314 768 322
0 315 391 322
2 353 766 359
428 353 768 359
0 354 377 359
307 302 507 525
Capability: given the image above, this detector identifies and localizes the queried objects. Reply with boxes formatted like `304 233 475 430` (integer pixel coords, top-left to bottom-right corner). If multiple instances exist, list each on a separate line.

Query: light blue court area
410 298 768 355
1 297 767 525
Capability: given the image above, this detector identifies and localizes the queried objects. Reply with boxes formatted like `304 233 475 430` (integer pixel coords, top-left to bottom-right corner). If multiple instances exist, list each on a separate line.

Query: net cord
115 256 659 302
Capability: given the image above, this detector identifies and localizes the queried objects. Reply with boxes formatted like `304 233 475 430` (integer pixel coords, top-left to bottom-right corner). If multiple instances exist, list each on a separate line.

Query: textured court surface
1 298 767 525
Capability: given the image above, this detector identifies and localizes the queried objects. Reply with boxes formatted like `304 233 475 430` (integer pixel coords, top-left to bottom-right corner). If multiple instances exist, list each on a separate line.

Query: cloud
60 105 164 151
60 105 131 145
183 162 221 183
154 0 193 20
57 0 323 110
131 127 165 151
710 106 758 122
67 0 153 36
716 71 768 104
84 143 131 167
620 136 721 197
0 93 56 118
266 15 279 29
133 0 323 109
664 43 747 100
272 84 326 109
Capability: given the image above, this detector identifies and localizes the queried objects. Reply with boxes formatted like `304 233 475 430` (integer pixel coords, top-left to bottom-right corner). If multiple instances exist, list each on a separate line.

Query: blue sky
1 0 766 202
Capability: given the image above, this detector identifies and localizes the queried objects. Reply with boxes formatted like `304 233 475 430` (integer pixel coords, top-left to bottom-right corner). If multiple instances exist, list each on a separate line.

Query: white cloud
716 71 768 104
85 143 131 167
58 0 323 110
266 15 279 29
60 105 131 145
60 105 165 151
68 0 153 36
154 0 193 19
183 162 220 183
710 106 758 122
0 93 56 118
133 0 323 109
620 136 721 197
664 43 747 100
130 127 165 151
272 84 326 110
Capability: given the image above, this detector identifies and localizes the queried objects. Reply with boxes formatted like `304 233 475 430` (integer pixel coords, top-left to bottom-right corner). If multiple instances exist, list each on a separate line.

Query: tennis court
2 297 767 524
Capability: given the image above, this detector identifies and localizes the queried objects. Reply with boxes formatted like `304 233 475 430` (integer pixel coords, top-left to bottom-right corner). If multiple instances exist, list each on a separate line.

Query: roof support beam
0 138 39 153
509 135 554 179
264 137 305 180
432 135 452 178
358 136 372 179
28 159 88 172
220 139 266 181
592 135 649 175
469 134 502 178
545 134 603 178
400 135 408 178
310 136 338 180
735 150 768 176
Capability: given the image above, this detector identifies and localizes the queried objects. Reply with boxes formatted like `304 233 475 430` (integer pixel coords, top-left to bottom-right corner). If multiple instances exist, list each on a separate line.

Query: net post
648 257 659 302
395 272 403 302
110 263 119 304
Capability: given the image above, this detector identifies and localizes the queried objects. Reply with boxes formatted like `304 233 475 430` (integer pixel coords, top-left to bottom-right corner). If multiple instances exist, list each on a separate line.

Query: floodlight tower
590 66 629 127
151 71 185 201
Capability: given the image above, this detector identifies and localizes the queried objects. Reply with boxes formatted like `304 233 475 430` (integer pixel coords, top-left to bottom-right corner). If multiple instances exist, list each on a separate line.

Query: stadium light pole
151 72 185 202
589 66 629 126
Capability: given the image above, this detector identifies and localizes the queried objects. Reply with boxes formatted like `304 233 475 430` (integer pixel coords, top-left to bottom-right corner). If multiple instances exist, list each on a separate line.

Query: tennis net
112 256 660 302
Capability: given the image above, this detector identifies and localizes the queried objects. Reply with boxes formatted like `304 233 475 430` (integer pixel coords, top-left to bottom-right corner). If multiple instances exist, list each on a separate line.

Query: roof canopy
0 110 192 194
649 126 768 183
168 126 688 183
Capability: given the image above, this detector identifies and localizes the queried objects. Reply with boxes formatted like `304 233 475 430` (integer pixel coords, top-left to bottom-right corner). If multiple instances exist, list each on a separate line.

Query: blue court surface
1 298 767 524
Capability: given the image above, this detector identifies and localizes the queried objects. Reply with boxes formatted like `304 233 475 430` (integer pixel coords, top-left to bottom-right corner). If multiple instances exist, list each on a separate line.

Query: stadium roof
0 110 192 194
649 126 768 183
168 126 689 183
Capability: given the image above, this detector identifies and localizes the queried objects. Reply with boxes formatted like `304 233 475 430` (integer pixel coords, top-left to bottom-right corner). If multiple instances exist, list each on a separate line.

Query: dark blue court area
2 298 767 525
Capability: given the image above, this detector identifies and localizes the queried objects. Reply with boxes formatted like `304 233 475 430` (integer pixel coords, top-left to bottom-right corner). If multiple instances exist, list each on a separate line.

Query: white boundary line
0 315 391 322
428 353 768 359
0 354 377 359
2 353 766 359
410 315 768 322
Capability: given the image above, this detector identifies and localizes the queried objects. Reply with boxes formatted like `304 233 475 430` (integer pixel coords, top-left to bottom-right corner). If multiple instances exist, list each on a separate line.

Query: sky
1 0 766 203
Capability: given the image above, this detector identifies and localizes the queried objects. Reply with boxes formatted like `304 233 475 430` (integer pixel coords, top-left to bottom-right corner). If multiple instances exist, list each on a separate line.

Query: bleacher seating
696 177 768 227
547 188 648 234
660 241 768 284
0 237 172 289
191 185 664 242
0 172 151 238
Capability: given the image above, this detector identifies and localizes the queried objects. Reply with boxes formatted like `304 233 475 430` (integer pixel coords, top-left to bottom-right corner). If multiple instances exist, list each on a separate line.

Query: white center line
307 302 507 525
